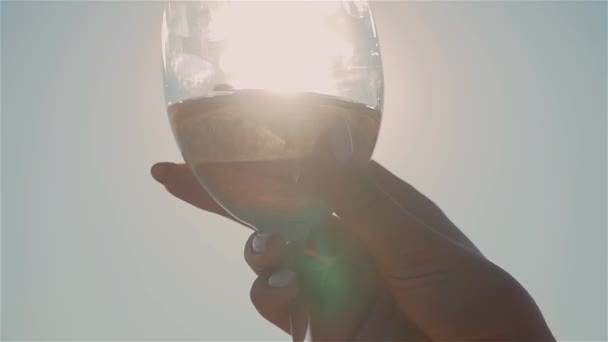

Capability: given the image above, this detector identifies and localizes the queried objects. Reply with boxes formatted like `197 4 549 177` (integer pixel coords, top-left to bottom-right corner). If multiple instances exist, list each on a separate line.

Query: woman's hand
151 161 554 341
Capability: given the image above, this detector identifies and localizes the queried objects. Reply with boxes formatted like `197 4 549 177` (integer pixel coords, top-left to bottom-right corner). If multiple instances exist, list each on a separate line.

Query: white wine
169 90 381 240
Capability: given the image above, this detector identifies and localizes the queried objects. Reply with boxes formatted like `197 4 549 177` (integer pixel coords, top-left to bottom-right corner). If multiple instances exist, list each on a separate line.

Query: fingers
369 160 482 255
244 227 381 341
150 162 231 219
244 232 288 274
244 232 296 334
250 269 298 334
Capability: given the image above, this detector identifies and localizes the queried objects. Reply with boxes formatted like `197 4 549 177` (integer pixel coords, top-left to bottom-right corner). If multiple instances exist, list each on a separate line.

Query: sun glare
212 2 353 94
163 1 380 107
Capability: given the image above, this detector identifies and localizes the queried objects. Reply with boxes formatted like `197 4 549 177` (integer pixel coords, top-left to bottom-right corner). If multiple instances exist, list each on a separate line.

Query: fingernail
268 269 295 287
252 232 272 253
328 118 353 165
151 163 172 183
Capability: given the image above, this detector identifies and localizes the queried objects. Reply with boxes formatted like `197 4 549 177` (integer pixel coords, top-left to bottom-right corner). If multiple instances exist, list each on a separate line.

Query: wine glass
162 1 383 340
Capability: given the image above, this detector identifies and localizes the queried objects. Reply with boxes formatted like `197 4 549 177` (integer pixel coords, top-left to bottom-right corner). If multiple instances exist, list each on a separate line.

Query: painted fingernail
328 118 353 165
252 232 272 253
151 163 172 183
268 269 295 287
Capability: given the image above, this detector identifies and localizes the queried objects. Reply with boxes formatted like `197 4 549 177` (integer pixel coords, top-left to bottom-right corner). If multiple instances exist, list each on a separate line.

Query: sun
211 2 353 94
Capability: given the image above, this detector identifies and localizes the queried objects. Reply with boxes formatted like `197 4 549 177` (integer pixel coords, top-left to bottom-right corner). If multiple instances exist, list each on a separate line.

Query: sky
2 1 606 340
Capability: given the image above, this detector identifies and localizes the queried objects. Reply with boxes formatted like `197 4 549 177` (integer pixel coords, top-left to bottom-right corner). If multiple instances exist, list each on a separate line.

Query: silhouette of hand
151 160 554 341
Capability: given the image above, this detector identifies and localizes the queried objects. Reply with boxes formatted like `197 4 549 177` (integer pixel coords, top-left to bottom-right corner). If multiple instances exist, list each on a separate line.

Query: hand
151 160 555 341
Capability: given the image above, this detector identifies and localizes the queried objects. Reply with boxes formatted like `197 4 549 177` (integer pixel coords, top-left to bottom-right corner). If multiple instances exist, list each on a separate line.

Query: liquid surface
169 91 381 240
